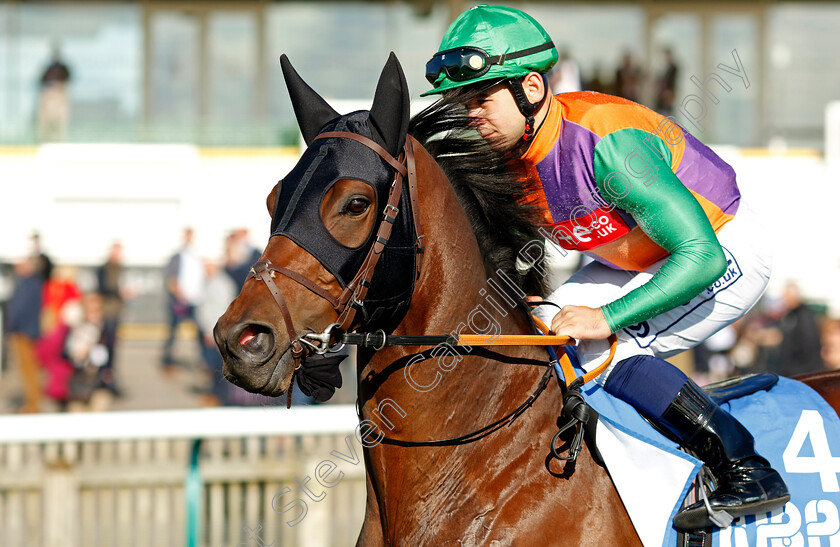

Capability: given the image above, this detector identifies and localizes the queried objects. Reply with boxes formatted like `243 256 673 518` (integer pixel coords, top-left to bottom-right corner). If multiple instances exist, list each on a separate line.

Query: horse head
214 53 419 398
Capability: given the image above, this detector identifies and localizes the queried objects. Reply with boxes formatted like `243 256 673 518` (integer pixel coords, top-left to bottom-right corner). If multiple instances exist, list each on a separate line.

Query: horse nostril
231 323 276 363
239 325 260 347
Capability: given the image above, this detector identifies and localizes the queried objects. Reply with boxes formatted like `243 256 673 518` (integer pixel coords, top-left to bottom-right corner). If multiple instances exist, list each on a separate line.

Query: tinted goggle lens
425 47 491 85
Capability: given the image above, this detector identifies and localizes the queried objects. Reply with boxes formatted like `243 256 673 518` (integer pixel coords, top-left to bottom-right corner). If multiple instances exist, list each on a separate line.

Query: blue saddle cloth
572 361 840 547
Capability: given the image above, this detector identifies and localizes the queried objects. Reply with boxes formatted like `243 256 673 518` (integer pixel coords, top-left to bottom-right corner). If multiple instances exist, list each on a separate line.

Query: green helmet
422 5 558 96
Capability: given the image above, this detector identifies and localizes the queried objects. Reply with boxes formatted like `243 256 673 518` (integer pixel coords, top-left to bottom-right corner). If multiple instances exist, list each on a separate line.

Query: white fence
0 406 367 547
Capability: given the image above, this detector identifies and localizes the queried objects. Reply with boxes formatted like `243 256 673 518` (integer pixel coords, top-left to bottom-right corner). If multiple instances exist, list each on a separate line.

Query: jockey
423 4 789 532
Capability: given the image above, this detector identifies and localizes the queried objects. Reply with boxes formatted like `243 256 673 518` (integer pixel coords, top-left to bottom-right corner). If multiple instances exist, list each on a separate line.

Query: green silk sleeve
592 128 727 332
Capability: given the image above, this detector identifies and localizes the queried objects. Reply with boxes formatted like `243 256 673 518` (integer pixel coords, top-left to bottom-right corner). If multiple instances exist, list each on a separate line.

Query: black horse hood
271 54 416 331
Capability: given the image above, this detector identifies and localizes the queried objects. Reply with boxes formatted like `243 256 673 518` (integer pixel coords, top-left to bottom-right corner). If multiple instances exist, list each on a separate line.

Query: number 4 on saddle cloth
562 351 840 547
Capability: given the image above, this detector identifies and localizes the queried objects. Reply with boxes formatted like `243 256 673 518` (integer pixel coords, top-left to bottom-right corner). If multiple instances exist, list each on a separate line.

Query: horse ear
369 52 410 157
280 54 340 146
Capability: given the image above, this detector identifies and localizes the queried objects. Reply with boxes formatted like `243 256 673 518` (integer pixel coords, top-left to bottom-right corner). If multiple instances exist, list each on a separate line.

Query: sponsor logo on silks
704 247 742 297
624 320 656 349
544 207 630 251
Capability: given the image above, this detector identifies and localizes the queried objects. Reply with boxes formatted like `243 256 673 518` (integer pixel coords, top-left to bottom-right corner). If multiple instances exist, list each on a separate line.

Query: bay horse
214 53 840 545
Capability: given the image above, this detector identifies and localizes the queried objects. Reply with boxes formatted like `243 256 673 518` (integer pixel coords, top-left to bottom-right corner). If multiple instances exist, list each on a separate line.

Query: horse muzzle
214 319 295 396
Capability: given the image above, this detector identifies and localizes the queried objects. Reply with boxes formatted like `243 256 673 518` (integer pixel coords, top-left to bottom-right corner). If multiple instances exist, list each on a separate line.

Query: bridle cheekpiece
250 130 423 372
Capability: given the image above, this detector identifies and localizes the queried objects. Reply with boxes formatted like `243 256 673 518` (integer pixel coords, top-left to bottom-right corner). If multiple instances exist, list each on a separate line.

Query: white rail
0 404 359 443
0 406 367 547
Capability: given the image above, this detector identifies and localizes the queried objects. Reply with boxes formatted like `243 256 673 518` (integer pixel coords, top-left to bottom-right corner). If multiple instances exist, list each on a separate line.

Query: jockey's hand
551 305 613 341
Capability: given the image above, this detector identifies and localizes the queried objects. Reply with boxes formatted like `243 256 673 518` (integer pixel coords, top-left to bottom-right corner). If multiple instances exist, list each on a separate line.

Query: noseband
250 131 423 369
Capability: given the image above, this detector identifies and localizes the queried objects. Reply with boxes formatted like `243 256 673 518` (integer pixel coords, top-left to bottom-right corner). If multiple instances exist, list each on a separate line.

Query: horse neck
354 143 636 545
401 156 533 345
366 140 542 390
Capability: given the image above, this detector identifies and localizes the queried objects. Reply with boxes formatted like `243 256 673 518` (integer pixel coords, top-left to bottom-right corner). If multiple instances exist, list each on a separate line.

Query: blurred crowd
160 227 307 408
3 234 122 413
690 282 840 386
0 229 307 415
548 47 679 116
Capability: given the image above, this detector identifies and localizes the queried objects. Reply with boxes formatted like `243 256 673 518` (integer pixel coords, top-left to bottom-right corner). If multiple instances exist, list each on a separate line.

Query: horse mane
408 97 547 300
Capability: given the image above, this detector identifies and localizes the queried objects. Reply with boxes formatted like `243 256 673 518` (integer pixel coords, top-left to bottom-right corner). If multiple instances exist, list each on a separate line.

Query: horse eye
343 197 370 217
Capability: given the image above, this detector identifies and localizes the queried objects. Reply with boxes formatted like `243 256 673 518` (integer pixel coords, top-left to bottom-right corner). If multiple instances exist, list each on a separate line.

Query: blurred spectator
771 283 823 377
693 325 738 385
41 265 81 334
162 228 205 371
585 63 608 94
195 258 237 406
730 299 784 374
30 232 53 280
196 256 288 407
65 293 113 412
35 313 73 409
5 257 44 413
821 318 840 371
37 43 72 142
224 228 261 288
615 52 641 103
548 48 581 94
36 265 82 410
96 242 129 395
655 48 679 116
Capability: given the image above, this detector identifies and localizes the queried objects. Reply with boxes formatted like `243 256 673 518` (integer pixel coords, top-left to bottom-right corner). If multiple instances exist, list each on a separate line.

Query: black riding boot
652 380 790 531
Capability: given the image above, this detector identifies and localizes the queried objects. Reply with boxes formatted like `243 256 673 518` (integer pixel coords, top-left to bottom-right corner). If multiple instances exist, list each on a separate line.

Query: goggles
425 41 555 86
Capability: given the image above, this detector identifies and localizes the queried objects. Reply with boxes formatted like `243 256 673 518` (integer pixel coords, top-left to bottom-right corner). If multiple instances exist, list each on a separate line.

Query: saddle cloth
574 368 840 547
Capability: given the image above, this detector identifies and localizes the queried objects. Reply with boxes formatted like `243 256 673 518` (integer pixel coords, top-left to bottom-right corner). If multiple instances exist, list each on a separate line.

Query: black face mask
273 52 416 403
270 111 417 331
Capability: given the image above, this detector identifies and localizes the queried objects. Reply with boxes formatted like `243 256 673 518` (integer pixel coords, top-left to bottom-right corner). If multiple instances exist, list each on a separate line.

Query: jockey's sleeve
592 128 727 333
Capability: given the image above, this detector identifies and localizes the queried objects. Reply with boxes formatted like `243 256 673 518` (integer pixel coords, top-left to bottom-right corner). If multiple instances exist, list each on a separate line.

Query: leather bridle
250 131 424 370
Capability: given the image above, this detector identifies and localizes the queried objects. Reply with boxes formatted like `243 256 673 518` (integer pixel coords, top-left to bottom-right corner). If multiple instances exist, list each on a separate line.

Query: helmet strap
506 74 549 142
523 114 536 142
